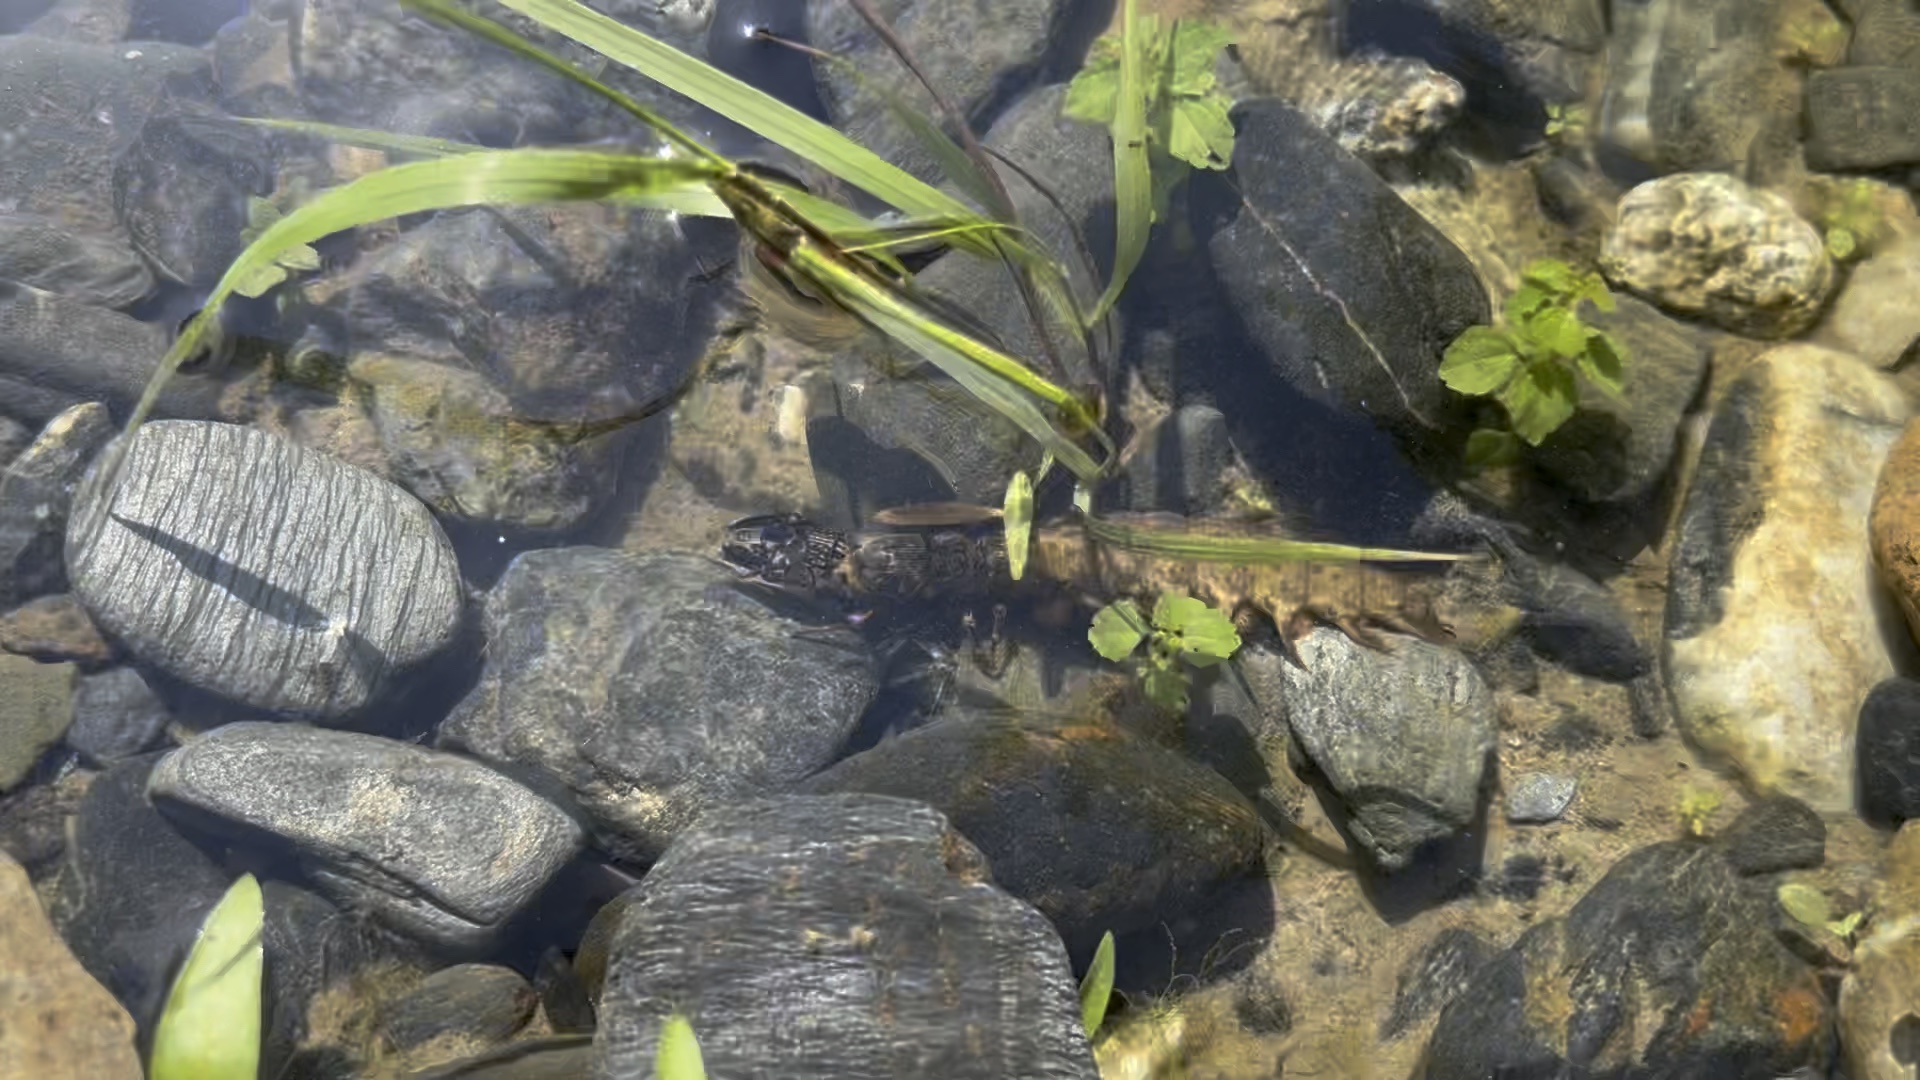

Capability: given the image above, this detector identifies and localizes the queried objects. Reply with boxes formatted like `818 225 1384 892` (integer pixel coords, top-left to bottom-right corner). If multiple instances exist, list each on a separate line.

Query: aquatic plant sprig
1090 593 1242 713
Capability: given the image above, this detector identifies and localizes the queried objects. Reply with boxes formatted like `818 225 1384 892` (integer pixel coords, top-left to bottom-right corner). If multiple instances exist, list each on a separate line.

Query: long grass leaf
1089 0 1152 326
96 149 718 498
1081 514 1481 565
495 0 976 225
149 874 264 1080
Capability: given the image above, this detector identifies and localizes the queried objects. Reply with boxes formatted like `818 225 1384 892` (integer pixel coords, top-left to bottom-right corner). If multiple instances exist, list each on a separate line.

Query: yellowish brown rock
0 850 142 1080
1872 417 1920 648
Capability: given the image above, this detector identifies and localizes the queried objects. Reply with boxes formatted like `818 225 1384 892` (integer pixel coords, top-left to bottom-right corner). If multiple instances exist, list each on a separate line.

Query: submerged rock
440 549 877 863
147 722 585 949
1208 98 1488 437
1600 172 1834 340
1840 821 1920 1080
0 403 115 608
593 794 1097 1078
1666 345 1910 812
0 850 142 1079
0 213 151 309
804 707 1266 953
65 421 466 720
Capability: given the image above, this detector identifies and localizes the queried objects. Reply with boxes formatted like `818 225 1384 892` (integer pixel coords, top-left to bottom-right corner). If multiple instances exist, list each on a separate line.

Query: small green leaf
1151 592 1210 634
1520 258 1580 296
1502 282 1553 324
1173 602 1240 662
1526 306 1589 359
1581 277 1616 313
1826 226 1856 261
1777 882 1832 928
1166 20 1233 96
656 1013 708 1080
1090 601 1149 661
231 262 289 299
1498 359 1578 445
1079 931 1116 1038
276 244 323 272
1464 427 1522 469
1063 34 1122 124
150 874 264 1080
1141 663 1191 712
1578 331 1627 399
1828 911 1863 939
1165 93 1234 169
1004 470 1034 582
1440 326 1521 396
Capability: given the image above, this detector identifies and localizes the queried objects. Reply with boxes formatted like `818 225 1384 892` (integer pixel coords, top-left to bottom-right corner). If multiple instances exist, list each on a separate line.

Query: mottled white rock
1813 232 1920 370
65 421 464 719
1839 822 1920 1080
1664 345 1912 812
1602 173 1835 339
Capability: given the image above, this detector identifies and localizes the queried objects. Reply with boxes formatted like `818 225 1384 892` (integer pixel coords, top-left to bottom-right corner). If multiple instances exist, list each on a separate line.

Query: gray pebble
1505 772 1577 824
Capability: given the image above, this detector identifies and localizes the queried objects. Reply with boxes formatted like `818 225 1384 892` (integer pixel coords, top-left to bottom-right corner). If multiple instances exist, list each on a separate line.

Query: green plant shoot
1079 930 1117 1040
149 874 264 1080
1090 592 1241 712
655 1012 709 1080
1004 469 1035 581
233 195 322 299
1440 258 1626 452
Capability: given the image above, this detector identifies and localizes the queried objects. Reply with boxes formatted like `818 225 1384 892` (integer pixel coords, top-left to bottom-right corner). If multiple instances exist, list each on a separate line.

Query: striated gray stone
1209 98 1489 437
1240 629 1496 870
1600 173 1834 340
65 421 466 720
66 666 172 765
593 794 1097 1079
440 549 877 863
1666 345 1910 812
148 722 585 948
0 213 151 309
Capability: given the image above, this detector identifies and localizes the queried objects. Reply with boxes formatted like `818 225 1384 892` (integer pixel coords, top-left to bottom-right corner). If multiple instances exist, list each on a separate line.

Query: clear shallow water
1 0 1919 1077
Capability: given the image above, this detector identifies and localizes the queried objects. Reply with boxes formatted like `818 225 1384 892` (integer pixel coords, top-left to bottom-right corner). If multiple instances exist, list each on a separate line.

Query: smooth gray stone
0 213 152 308
0 281 225 426
147 722 585 948
66 666 171 765
65 421 465 719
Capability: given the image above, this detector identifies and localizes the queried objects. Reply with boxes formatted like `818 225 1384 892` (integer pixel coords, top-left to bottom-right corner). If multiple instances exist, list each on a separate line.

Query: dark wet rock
1667 346 1909 812
1806 67 1920 172
211 11 302 117
1208 99 1488 438
0 282 224 427
816 84 1104 508
1601 173 1834 340
147 722 584 949
405 1034 595 1078
1238 630 1495 871
113 108 271 288
0 769 90 878
1531 294 1711 505
126 0 246 45
1379 927 1496 1041
532 947 594 1034
1425 840 1835 1078
594 793 1097 1078
1 0 61 33
1342 0 1603 122
0 403 115 608
0 594 121 669
441 549 876 864
1847 0 1920 68
0 36 212 239
45 755 232 1037
1504 549 1651 683
0 416 29 470
384 964 537 1053
804 708 1264 954
1720 794 1826 875
0 214 152 309
22 0 133 42
66 666 172 766
1597 0 1835 179
1104 405 1246 517
1857 677 1920 826
65 421 467 720
806 0 1091 186
571 889 633 1008
0 849 143 1079
0 655 76 792
1628 670 1675 739
1505 772 1576 823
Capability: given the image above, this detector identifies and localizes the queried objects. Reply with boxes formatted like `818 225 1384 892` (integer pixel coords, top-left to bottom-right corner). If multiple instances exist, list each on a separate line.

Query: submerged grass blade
496 0 979 227
149 874 264 1080
99 149 718 494
1081 514 1481 565
1090 0 1152 326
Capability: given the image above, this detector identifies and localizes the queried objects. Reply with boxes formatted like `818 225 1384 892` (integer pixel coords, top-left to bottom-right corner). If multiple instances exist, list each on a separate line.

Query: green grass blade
1089 0 1152 326
655 1013 709 1080
1079 930 1116 1039
149 874 264 1080
1081 515 1481 565
101 148 718 492
495 0 978 225
234 116 490 159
